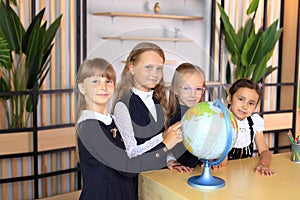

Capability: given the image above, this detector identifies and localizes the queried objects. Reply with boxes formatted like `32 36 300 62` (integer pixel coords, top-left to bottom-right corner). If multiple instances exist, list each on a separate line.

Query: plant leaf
0 77 10 100
226 61 232 83
7 0 18 6
247 0 260 15
44 15 62 52
252 56 268 82
242 19 254 44
245 63 256 79
24 18 44 89
25 94 39 112
262 20 282 55
0 36 11 68
39 66 51 88
0 1 25 53
263 65 279 79
218 3 241 55
241 31 263 67
22 8 45 53
235 63 245 80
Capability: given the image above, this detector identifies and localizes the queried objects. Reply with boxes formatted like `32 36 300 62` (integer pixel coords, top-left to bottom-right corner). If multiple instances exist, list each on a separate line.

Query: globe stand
187 99 233 190
188 160 224 190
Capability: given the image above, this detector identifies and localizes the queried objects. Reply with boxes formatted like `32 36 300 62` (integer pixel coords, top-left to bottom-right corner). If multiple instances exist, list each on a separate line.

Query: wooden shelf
102 36 193 42
121 60 177 65
93 12 204 20
165 81 223 88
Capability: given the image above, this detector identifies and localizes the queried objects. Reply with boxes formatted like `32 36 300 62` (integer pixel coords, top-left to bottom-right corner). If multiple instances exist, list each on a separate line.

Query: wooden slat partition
50 0 57 125
0 0 78 199
70 0 76 123
22 157 29 198
51 153 57 196
0 149 77 199
60 0 67 124
12 158 18 199
42 154 48 197
1 159 7 200
70 150 76 191
0 127 78 199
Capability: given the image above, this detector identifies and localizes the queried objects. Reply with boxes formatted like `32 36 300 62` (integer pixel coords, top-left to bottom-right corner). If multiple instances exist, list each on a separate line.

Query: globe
181 99 238 189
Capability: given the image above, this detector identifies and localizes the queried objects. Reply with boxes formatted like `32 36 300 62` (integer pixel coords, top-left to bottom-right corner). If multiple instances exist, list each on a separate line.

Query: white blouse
233 113 264 148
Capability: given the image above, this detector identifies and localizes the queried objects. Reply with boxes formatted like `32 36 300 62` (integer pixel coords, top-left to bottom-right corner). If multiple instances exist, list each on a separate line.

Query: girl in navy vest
76 58 183 200
166 63 206 169
226 79 276 176
112 43 191 197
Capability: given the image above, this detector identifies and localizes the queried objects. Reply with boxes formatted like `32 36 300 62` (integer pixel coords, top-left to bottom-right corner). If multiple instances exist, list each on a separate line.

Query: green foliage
0 36 10 69
218 0 283 83
0 1 62 128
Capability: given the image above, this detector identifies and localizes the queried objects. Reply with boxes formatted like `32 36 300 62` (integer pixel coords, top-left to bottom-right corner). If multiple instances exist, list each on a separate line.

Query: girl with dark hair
226 79 276 176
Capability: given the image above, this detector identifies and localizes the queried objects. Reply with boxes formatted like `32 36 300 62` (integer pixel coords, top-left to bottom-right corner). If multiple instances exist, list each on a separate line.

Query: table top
139 153 300 200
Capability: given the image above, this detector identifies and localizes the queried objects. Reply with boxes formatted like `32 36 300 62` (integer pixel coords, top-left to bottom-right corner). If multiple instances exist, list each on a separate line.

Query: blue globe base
188 163 225 190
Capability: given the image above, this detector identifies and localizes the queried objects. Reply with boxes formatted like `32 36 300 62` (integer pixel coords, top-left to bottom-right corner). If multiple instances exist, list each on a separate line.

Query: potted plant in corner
217 0 283 83
0 36 10 74
0 0 62 128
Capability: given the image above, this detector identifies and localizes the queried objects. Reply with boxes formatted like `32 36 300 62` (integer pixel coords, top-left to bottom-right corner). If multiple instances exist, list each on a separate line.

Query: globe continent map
182 101 238 160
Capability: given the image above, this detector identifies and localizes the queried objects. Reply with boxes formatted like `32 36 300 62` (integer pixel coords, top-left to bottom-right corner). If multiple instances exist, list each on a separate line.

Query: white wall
86 0 211 83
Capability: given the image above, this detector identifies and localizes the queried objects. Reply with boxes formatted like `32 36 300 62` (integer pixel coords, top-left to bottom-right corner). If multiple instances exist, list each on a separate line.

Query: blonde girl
76 58 183 200
166 63 206 170
113 42 183 160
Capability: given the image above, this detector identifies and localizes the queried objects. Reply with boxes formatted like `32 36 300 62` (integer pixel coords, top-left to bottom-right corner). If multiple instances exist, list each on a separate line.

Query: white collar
131 87 154 100
77 110 112 125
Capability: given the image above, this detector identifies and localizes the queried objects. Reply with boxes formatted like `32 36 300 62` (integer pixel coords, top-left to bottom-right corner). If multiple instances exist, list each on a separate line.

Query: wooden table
139 153 300 200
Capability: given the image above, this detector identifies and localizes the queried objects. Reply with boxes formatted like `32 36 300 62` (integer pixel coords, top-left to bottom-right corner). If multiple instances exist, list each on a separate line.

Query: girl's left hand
255 164 276 176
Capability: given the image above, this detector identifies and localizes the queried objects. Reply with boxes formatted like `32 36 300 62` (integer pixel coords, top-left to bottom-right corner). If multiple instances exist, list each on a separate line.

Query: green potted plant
217 0 283 83
0 0 62 128
0 36 10 72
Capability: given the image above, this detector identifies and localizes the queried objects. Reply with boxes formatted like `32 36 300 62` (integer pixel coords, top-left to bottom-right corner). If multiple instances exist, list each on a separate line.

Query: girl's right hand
167 160 193 173
162 121 183 150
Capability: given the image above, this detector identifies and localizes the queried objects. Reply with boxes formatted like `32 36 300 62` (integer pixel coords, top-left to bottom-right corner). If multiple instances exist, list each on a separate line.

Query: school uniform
119 89 164 145
228 113 264 160
113 88 169 199
77 110 169 200
168 104 199 168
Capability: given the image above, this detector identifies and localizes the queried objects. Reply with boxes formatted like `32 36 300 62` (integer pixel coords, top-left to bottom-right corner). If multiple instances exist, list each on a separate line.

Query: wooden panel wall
0 127 78 199
0 151 77 199
0 0 78 199
278 0 299 149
